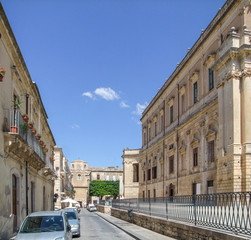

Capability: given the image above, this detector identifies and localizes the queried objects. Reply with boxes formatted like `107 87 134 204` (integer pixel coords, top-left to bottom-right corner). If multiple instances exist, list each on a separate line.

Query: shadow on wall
0 214 15 240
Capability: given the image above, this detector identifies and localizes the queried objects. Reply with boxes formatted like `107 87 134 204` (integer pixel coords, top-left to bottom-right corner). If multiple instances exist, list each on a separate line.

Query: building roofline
141 0 236 120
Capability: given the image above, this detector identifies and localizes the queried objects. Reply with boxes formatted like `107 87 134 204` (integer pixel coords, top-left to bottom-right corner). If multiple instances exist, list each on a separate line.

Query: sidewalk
95 211 176 240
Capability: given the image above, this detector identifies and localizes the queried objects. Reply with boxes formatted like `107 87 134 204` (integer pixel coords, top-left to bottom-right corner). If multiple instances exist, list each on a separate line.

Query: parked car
87 204 97 212
62 209 80 237
65 207 80 218
89 205 97 212
86 204 94 211
15 211 72 240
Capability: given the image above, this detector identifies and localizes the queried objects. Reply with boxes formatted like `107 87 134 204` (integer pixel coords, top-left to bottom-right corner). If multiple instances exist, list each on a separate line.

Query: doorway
12 174 17 231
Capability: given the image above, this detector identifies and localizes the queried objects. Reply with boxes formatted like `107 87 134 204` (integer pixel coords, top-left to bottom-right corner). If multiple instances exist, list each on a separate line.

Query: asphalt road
76 209 135 240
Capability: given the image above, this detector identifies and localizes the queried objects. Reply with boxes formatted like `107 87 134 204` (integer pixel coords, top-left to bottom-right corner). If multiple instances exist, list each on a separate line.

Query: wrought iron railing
3 109 46 162
112 192 251 236
99 200 112 206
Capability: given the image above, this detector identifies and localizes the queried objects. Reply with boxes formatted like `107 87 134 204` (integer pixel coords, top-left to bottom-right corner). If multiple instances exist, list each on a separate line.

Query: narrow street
78 209 135 240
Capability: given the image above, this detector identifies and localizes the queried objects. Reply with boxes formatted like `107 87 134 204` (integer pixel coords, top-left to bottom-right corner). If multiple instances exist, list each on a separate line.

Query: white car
87 204 97 212
15 211 72 240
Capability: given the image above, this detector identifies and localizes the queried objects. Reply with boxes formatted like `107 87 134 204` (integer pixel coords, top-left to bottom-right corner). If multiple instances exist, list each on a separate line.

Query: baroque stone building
70 159 123 205
54 146 73 209
0 3 56 239
122 149 140 199
126 0 251 199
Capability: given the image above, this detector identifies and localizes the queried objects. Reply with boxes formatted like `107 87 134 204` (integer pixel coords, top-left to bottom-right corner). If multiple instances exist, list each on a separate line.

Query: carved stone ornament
190 71 199 84
242 68 251 77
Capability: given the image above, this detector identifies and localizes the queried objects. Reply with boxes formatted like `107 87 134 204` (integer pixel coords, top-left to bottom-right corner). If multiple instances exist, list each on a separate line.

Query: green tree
89 180 119 200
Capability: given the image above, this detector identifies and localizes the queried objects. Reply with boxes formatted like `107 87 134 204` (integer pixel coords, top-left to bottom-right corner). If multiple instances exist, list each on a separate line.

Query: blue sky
1 0 226 167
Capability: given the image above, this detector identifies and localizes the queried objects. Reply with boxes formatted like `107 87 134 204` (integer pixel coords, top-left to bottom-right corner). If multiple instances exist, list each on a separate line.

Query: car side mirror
67 225 71 232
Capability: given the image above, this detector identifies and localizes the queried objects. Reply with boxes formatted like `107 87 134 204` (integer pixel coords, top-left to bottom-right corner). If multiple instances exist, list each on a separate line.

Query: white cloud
94 87 119 101
133 102 148 115
71 124 80 129
82 91 95 99
120 101 130 108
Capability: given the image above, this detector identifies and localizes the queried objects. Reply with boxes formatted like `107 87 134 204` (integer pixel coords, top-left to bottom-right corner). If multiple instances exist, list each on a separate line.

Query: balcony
3 109 46 171
42 155 56 177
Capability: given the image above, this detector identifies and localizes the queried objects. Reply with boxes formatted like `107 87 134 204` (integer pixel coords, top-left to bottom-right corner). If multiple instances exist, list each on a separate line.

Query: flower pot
11 126 18 133
39 140 44 145
23 115 29 122
28 123 33 129
32 129 36 134
36 135 41 140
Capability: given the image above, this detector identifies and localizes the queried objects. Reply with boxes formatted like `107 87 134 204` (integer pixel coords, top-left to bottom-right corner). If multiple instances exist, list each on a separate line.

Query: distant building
70 160 90 207
70 159 123 205
122 149 140 199
0 3 56 239
54 146 73 208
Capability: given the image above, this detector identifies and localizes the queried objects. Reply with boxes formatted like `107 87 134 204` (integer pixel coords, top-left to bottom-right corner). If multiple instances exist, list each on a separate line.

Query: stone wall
111 208 247 240
97 205 111 214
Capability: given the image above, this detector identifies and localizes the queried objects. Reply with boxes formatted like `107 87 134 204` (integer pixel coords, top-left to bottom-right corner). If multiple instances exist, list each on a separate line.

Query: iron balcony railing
112 192 251 237
3 109 46 163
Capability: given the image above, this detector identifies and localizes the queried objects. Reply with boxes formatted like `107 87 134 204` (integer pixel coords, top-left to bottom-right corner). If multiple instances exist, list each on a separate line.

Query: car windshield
20 216 64 233
64 211 77 220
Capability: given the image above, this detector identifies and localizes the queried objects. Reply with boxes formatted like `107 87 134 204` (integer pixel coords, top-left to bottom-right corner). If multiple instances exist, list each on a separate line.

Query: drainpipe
176 84 180 194
26 161 29 216
24 93 29 216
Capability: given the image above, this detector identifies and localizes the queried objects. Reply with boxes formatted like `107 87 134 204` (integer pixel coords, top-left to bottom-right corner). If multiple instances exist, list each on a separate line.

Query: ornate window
169 155 174 174
193 148 198 167
209 69 214 90
170 105 173 123
208 140 215 162
152 166 157 179
193 82 198 103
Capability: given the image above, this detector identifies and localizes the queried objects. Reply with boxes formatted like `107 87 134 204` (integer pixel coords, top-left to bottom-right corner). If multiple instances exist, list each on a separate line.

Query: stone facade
122 149 140 198
54 146 73 208
70 159 123 205
124 0 251 199
0 4 56 239
70 160 90 207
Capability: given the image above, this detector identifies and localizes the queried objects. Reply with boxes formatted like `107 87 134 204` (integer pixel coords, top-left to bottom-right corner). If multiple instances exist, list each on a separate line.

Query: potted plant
11 126 18 133
32 129 36 135
28 123 33 129
39 140 44 145
45 148 48 152
11 97 22 133
0 66 6 82
12 97 22 109
36 134 41 140
20 122 28 134
22 114 29 122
